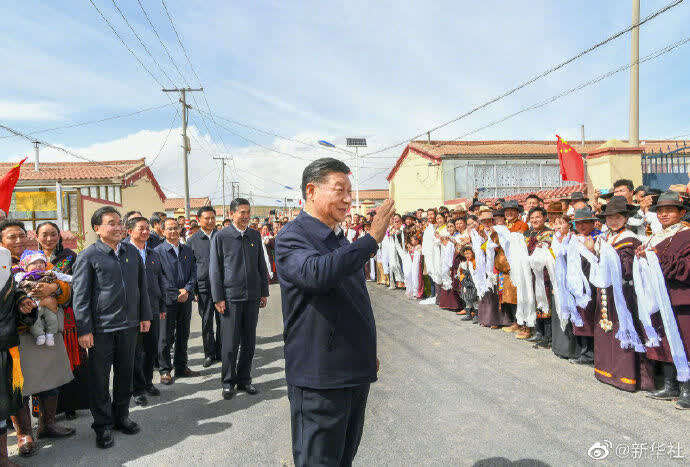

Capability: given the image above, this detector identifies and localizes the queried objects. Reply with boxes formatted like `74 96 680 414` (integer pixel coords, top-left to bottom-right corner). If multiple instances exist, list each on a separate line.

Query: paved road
11 284 688 466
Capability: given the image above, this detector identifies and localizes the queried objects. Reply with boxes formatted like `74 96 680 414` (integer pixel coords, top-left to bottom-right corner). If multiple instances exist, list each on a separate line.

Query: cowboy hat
546 201 564 214
650 191 689 212
596 196 638 219
502 200 524 212
572 207 598 223
477 206 493 220
561 191 589 202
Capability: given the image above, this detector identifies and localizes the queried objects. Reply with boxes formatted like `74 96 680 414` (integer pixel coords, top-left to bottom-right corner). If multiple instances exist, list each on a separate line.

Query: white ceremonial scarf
552 232 579 328
0 247 11 291
509 231 536 327
440 241 455 291
634 251 690 382
380 231 390 274
594 234 645 352
261 236 274 280
470 229 497 299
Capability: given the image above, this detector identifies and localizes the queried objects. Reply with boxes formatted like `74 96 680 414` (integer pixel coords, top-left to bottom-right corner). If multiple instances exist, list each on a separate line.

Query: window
107 186 115 201
80 187 89 196
114 186 121 204
89 186 98 198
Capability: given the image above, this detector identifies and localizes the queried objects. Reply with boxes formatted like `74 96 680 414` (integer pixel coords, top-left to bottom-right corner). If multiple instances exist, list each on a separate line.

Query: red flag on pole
0 157 26 215
556 135 585 182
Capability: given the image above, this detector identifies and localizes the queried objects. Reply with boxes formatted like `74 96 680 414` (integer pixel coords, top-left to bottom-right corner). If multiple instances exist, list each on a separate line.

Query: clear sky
1 0 689 204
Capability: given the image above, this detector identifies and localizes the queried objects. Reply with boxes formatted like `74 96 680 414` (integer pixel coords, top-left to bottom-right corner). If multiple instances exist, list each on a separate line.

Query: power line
148 109 181 167
0 103 172 140
87 0 170 91
363 0 685 156
0 123 126 176
110 0 175 86
453 34 690 142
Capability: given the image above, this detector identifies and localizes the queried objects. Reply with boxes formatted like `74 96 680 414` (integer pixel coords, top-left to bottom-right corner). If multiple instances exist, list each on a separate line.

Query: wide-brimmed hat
572 207 598 223
477 206 493 220
546 201 564 214
493 208 505 218
650 191 688 212
596 196 638 219
502 200 524 212
561 191 589 203
470 200 485 211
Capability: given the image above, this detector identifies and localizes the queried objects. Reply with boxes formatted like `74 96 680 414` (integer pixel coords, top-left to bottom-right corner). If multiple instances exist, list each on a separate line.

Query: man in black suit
123 217 169 406
275 158 394 466
209 198 269 400
72 206 152 449
147 212 166 249
186 206 221 367
155 218 198 385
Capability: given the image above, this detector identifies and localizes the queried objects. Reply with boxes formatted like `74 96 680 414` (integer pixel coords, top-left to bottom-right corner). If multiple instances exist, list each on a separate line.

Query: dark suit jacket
154 241 197 307
275 211 378 389
186 229 217 295
73 239 153 336
122 238 169 318
147 231 164 250
209 223 269 304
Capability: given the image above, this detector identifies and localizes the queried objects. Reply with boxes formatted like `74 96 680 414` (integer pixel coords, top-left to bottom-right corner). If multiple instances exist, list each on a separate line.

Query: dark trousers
535 317 552 341
159 301 192 373
288 384 370 467
220 299 259 388
133 315 160 393
197 291 221 359
87 327 138 432
429 280 436 297
576 335 594 360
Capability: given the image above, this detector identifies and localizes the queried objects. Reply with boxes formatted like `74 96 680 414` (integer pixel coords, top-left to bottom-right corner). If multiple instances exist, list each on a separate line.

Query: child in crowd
457 245 478 320
14 250 71 346
405 234 423 299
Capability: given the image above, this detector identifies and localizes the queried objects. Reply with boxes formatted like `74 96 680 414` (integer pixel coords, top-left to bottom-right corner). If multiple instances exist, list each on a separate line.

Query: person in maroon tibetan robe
570 208 603 365
591 197 654 392
639 191 690 409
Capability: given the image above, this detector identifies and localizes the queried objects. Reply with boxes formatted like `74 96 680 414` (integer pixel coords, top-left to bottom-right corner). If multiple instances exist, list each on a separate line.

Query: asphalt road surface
10 283 688 466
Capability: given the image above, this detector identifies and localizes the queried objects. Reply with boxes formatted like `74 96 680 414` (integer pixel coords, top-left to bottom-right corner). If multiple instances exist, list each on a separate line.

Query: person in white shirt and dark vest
209 198 270 400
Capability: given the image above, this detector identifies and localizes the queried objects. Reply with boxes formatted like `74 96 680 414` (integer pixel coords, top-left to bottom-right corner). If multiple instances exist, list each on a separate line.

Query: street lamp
318 138 367 213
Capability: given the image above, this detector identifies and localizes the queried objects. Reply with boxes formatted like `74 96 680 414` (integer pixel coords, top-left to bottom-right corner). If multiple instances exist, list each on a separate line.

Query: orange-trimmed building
0 158 165 244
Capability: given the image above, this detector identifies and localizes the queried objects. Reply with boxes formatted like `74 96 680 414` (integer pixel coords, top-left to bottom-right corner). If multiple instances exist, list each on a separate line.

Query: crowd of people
344 179 690 411
0 199 288 463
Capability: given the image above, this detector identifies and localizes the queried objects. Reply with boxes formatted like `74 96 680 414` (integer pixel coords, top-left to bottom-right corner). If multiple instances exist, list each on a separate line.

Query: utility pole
213 156 232 221
33 141 40 172
629 0 640 146
231 181 240 201
162 87 203 218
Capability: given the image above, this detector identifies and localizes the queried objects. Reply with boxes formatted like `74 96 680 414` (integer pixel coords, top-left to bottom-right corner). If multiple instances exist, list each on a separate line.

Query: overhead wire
452 34 690 142
363 0 685 156
0 103 172 140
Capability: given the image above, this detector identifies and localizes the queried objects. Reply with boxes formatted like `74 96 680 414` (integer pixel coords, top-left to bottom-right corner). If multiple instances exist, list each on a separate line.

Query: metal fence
641 143 689 190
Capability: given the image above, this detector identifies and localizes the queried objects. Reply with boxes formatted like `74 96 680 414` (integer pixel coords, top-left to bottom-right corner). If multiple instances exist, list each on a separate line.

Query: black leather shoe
175 367 199 378
571 355 594 365
461 313 474 321
647 380 680 400
114 418 140 435
145 385 160 397
203 357 214 368
96 429 114 449
134 394 148 407
222 387 236 400
237 384 258 395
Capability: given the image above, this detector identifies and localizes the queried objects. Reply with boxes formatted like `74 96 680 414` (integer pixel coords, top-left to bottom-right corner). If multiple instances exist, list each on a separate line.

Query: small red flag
556 135 584 183
0 157 26 215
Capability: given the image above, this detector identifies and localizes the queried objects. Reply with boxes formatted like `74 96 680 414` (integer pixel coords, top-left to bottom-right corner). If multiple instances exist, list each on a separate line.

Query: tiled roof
0 158 146 181
445 183 587 208
388 139 688 181
164 197 212 210
356 189 388 200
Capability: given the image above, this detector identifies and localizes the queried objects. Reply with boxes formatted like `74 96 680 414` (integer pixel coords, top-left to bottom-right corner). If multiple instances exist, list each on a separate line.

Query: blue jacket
154 241 197 306
73 239 152 336
122 238 169 318
186 229 217 295
209 224 269 303
275 211 378 389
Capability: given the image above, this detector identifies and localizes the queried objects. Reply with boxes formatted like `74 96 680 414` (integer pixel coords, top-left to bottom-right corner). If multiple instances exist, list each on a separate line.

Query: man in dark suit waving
155 218 198 384
186 206 221 367
210 198 269 400
275 158 394 466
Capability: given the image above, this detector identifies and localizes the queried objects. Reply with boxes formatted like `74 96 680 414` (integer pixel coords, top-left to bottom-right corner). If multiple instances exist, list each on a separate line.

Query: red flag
556 135 584 182
0 158 26 215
